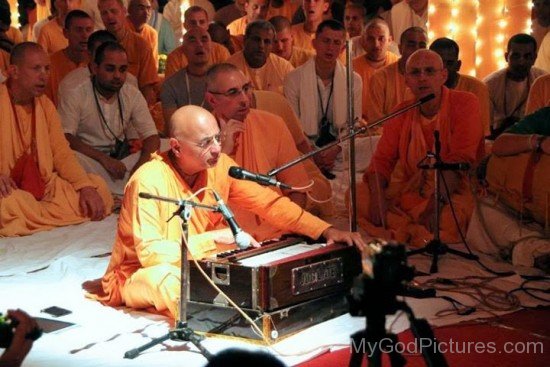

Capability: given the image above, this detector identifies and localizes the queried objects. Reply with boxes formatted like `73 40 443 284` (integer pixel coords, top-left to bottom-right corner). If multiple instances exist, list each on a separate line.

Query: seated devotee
94 104 367 318
430 37 491 138
269 15 314 68
267 0 300 20
534 0 550 72
0 42 112 237
126 0 159 63
291 0 331 52
251 89 334 216
81 0 105 30
58 42 160 196
162 0 215 45
208 21 237 54
38 0 82 55
215 0 247 27
45 10 94 105
147 0 176 56
344 1 366 39
0 309 39 367
98 0 159 105
57 30 139 101
205 63 320 240
356 49 483 247
483 33 546 139
0 0 23 47
381 0 427 43
365 26 426 124
164 6 230 78
161 27 212 131
284 20 362 175
228 0 270 36
492 107 550 157
227 19 294 94
352 18 398 121
525 74 550 114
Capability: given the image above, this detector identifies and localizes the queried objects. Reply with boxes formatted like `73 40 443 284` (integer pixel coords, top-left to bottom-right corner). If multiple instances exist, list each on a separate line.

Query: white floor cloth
1 136 548 366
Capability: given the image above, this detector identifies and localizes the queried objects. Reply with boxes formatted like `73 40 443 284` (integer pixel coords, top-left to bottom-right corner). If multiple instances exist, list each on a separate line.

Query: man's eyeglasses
208 83 253 98
185 133 222 149
407 67 443 78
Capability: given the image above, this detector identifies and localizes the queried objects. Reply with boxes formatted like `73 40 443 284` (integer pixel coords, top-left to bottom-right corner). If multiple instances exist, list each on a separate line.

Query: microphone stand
124 193 217 360
267 95 434 231
346 39 357 231
407 131 478 273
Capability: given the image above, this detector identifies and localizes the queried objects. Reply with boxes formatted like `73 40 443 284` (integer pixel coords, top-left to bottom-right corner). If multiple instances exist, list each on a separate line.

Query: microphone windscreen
139 192 152 199
228 166 242 179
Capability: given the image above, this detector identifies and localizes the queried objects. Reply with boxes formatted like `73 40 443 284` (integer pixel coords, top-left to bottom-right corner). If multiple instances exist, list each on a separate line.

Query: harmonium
187 237 362 342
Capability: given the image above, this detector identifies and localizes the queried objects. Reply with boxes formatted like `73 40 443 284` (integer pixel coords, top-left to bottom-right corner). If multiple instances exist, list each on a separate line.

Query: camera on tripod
0 313 42 348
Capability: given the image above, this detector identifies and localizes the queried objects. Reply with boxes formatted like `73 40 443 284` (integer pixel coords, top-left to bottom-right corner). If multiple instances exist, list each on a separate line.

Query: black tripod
124 194 216 360
407 131 478 273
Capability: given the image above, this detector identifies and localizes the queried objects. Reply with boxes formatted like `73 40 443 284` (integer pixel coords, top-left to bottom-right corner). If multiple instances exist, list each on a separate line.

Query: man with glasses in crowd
356 49 483 248
205 63 313 241
95 104 368 318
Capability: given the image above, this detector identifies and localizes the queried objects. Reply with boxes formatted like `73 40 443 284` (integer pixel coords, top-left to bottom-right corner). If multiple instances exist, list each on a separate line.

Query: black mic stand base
407 238 479 274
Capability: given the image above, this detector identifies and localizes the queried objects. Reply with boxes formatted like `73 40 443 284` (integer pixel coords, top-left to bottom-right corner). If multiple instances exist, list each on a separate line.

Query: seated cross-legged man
58 42 160 196
356 49 483 247
94 104 368 318
0 43 112 237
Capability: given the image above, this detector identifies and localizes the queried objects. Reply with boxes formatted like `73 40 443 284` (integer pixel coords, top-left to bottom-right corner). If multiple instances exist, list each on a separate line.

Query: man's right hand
0 309 38 367
220 119 245 155
0 175 17 198
99 156 127 180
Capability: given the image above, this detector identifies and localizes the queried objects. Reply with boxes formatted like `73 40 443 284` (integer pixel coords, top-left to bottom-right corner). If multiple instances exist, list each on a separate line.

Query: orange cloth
358 88 483 246
525 74 550 115
5 26 24 44
290 23 315 52
0 84 113 237
253 91 334 217
97 152 329 317
366 60 414 124
126 18 159 65
227 16 247 36
164 42 230 78
0 49 8 78
228 109 312 240
118 28 159 90
455 74 491 136
45 49 89 105
353 51 400 120
226 51 294 94
37 19 68 55
267 1 300 20
288 46 314 68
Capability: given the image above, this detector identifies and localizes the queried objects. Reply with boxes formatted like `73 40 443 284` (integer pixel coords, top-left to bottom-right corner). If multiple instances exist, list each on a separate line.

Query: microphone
419 93 435 104
212 190 251 249
138 192 218 211
228 166 292 190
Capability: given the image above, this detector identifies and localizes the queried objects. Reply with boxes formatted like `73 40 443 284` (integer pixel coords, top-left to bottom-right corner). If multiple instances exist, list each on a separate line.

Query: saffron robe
164 42 230 78
37 19 67 55
525 74 550 115
97 152 330 317
226 51 294 94
126 19 159 65
357 88 483 247
45 49 89 106
455 73 491 136
0 84 113 237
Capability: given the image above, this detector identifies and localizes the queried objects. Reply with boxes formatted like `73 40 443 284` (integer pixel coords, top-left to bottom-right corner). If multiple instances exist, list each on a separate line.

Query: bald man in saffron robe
95 105 367 318
356 49 483 247
0 43 112 237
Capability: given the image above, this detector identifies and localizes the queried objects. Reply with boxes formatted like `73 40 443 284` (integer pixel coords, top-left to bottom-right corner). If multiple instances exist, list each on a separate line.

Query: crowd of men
1 0 549 319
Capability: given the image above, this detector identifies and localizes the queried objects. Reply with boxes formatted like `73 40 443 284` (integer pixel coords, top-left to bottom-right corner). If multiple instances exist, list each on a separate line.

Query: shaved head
9 42 46 66
406 49 444 71
405 49 447 102
364 18 390 34
170 105 217 139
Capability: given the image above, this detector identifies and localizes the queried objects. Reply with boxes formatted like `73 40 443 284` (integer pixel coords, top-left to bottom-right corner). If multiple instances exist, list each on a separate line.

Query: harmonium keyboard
187 237 361 342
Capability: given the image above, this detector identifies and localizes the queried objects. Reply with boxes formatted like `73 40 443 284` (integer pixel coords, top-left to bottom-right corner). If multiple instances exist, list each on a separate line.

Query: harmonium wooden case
187 237 362 342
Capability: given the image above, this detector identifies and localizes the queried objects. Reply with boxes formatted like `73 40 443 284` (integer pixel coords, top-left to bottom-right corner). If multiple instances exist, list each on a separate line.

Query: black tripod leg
124 333 170 359
349 331 366 367
386 334 406 367
430 248 439 274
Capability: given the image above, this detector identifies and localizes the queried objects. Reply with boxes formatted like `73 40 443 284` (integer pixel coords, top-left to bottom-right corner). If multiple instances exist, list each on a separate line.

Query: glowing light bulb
475 57 482 66
451 8 459 17
494 49 503 58
498 20 507 29
429 5 436 15
428 31 435 40
496 34 505 43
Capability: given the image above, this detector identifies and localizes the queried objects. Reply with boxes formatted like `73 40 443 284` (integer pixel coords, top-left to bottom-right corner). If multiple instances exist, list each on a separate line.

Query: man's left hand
79 187 105 221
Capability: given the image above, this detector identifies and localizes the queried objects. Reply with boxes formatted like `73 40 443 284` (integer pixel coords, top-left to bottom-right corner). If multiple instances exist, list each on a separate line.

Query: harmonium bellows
187 237 362 342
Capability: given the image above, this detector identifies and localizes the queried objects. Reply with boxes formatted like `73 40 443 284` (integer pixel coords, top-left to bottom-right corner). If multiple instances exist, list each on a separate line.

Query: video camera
0 313 42 348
